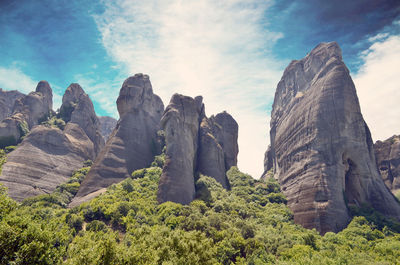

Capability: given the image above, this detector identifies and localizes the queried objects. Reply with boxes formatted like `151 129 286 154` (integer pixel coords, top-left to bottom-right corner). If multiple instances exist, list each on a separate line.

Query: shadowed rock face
98 116 117 141
374 135 400 194
0 83 103 201
267 42 400 234
260 145 273 180
0 88 25 121
70 74 164 206
158 95 238 204
0 81 53 147
158 94 203 204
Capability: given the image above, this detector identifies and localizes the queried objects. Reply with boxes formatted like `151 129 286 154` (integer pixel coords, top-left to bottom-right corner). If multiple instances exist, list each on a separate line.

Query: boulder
98 116 117 141
374 135 400 194
0 88 25 121
267 42 400 234
70 74 164 206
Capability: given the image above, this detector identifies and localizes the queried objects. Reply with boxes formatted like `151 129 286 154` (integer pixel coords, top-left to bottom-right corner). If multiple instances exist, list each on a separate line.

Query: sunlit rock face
157 94 238 204
267 42 400 234
0 83 103 201
70 74 164 206
59 83 104 155
0 88 25 122
0 81 53 147
374 135 400 194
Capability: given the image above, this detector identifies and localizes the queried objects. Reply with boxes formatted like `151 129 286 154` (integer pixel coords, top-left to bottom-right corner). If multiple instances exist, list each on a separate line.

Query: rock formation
59 83 104 154
0 88 25 121
266 42 400 234
0 81 53 147
98 116 117 141
70 74 164 206
260 145 273 181
374 135 400 194
158 94 203 204
158 95 238 204
0 83 104 201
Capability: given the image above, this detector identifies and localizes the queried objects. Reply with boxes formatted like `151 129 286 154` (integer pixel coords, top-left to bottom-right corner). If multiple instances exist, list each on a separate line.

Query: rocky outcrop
260 145 273 180
266 42 400 234
59 83 104 155
158 95 238 204
70 74 164 206
0 88 25 121
0 81 53 147
374 135 400 193
0 83 103 201
158 94 203 204
0 125 94 201
98 116 117 141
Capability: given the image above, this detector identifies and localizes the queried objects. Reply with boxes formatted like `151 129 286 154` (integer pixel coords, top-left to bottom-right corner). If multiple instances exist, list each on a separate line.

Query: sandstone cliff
0 83 103 201
266 42 400 234
70 74 164 206
374 135 400 194
158 94 238 204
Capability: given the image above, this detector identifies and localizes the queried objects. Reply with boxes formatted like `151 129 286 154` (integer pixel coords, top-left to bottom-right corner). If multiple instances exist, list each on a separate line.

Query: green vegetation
0 149 6 175
1 162 400 264
41 116 66 130
17 120 29 137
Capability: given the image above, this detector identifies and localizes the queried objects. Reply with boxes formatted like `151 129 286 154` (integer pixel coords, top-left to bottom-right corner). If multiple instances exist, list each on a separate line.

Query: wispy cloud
0 65 38 94
93 0 284 178
354 21 400 141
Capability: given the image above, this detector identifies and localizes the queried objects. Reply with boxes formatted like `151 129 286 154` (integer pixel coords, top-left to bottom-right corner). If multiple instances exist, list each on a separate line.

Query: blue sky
0 0 399 177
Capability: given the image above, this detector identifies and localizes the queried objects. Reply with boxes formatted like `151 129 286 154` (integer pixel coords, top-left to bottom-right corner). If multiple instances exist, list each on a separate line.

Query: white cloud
0 65 38 94
93 0 284 178
354 33 400 142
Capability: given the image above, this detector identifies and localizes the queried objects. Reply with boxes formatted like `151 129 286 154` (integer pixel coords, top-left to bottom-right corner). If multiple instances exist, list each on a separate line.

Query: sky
0 0 399 178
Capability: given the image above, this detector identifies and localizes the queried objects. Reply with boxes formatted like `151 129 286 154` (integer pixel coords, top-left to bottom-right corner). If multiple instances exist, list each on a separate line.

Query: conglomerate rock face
70 74 164 206
266 42 400 234
0 81 53 147
374 135 400 194
0 83 102 201
0 88 25 121
158 94 238 204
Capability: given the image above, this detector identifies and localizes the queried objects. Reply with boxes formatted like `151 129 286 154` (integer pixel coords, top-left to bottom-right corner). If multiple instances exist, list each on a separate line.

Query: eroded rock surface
266 42 400 234
0 88 25 121
374 135 400 194
59 83 104 154
158 94 203 204
0 83 103 201
158 95 238 204
71 74 164 206
98 116 117 141
0 81 53 147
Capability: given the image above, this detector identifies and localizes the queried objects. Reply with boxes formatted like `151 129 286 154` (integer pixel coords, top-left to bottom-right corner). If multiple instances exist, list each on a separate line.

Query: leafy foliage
0 164 400 264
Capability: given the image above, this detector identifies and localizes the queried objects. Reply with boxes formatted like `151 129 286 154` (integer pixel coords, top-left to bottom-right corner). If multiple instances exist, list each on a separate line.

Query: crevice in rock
344 158 361 207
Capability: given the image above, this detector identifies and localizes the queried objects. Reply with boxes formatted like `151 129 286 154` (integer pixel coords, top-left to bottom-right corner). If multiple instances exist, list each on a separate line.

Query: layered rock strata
70 74 164 206
0 83 103 201
374 135 400 193
158 95 238 204
266 42 400 234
